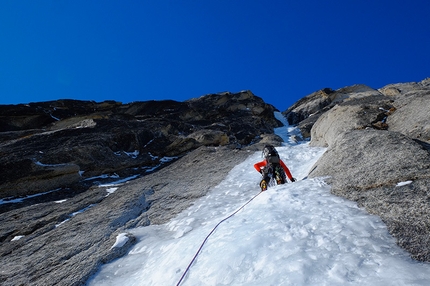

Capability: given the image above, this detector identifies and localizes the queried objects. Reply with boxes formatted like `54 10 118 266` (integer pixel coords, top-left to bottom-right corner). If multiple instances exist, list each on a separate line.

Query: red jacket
253 159 293 180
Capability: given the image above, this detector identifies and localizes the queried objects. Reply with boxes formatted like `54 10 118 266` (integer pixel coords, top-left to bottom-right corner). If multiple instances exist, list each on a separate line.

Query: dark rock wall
0 90 280 199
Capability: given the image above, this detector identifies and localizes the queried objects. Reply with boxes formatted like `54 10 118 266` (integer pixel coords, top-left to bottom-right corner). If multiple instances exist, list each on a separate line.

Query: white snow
98 174 140 187
11 235 25 241
396 180 413 187
71 204 94 216
34 161 66 167
111 233 130 249
0 188 61 205
106 187 118 196
124 150 139 158
143 139 155 148
149 152 158 160
50 113 60 121
115 150 140 158
0 196 26 205
84 173 120 181
56 204 95 228
160 156 178 163
87 112 430 286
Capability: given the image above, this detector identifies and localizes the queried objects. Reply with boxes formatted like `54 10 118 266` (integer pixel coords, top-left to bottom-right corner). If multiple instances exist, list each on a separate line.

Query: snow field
88 116 430 286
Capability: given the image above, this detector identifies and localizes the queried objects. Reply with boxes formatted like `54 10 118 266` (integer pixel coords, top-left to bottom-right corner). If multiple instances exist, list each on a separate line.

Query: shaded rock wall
0 90 280 199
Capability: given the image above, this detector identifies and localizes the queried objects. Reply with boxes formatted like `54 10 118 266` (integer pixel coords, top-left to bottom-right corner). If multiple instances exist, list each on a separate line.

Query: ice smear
0 188 62 205
56 204 95 228
84 173 120 181
98 175 140 187
114 150 140 158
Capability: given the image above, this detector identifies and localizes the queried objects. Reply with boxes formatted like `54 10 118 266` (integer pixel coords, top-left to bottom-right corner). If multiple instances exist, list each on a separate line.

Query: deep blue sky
1 1 429 111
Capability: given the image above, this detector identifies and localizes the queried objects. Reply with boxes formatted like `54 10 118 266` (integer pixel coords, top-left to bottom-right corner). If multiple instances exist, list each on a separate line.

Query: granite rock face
287 78 430 262
283 84 392 139
0 146 256 286
0 91 279 199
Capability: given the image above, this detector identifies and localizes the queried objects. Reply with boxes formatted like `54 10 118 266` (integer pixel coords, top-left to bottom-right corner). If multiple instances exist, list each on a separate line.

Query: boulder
385 90 430 144
309 95 395 147
309 129 430 191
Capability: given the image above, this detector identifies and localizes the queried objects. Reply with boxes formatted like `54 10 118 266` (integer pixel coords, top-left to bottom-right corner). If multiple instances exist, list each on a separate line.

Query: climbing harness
175 190 263 286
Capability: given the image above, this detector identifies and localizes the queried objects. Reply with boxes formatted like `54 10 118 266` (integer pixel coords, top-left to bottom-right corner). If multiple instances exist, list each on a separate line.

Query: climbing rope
176 190 263 286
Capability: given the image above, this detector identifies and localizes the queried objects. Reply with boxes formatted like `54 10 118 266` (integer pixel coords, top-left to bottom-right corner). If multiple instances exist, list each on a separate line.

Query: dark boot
274 165 286 184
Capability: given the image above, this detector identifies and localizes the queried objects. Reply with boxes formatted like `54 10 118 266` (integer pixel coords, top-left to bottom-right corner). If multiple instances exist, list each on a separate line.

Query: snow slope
87 113 430 285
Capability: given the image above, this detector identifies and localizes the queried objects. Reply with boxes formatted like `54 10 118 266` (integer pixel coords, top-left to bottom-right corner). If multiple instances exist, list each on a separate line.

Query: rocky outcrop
308 93 396 147
288 78 430 261
0 90 280 199
283 84 394 139
0 91 283 285
379 81 430 144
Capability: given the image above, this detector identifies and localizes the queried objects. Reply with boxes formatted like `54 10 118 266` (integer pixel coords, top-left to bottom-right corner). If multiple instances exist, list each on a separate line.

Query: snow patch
84 173 120 181
124 150 139 158
144 139 155 148
98 175 140 187
160 156 178 163
34 161 67 167
396 180 413 187
11 235 25 241
56 204 95 227
50 114 60 121
114 150 140 158
111 233 130 249
0 188 62 205
106 187 118 196
149 152 158 160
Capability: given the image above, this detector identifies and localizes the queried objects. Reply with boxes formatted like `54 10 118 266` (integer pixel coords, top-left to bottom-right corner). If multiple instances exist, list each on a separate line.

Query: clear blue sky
1 1 429 111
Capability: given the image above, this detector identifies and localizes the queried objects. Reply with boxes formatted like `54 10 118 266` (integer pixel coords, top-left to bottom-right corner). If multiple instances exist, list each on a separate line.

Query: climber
254 144 296 191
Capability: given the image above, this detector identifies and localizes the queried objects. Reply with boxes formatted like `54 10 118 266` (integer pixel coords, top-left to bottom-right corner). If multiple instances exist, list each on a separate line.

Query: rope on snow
176 190 263 286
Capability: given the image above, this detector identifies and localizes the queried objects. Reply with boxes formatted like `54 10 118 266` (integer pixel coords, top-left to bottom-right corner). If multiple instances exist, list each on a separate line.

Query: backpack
262 145 280 164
